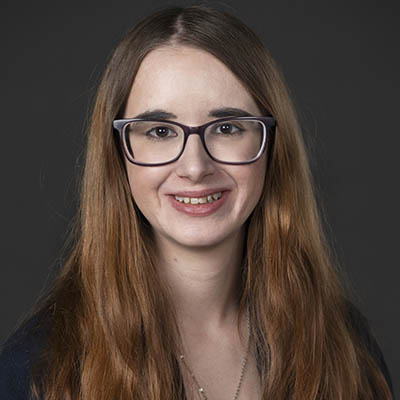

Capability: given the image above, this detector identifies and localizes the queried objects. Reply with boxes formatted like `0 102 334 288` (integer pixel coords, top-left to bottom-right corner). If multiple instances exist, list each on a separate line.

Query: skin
123 45 265 398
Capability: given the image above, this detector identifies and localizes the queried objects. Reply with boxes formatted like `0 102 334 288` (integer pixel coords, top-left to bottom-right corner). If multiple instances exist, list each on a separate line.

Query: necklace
178 304 251 400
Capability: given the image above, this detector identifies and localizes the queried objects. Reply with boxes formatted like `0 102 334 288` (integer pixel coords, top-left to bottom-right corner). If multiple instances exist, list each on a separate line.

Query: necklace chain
178 304 251 400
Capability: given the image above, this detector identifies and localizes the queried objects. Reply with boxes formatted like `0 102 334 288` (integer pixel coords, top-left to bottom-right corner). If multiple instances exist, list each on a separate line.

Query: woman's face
123 45 266 248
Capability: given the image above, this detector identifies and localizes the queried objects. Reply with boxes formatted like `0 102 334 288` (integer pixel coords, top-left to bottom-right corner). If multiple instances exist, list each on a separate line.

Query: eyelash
213 123 243 135
145 127 178 140
134 119 247 145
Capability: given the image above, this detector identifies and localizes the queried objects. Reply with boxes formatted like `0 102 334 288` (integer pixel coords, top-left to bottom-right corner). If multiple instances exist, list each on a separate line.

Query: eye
145 125 178 139
215 123 243 135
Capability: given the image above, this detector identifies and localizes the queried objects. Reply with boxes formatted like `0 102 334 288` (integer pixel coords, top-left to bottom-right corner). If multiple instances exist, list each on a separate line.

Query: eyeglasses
113 116 276 166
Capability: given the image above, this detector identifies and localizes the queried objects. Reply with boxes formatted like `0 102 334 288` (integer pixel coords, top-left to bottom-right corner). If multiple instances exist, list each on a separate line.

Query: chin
176 237 224 249
162 224 240 249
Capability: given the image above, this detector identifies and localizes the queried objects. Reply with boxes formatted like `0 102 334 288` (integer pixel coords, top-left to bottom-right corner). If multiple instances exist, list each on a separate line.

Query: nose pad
175 134 215 181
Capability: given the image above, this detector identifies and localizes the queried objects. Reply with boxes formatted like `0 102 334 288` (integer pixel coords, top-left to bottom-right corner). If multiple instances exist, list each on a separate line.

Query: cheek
127 167 143 200
125 165 162 206
253 164 267 198
237 159 266 208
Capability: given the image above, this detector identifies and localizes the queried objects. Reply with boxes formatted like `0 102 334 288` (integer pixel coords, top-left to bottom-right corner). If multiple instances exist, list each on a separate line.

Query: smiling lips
174 191 222 204
168 190 228 216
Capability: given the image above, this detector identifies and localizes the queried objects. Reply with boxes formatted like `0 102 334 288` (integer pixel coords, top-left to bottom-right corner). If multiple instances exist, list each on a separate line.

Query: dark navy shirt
0 303 395 399
0 313 48 400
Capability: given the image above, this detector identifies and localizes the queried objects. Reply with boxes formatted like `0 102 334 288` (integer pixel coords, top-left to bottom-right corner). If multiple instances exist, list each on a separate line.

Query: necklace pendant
198 387 207 399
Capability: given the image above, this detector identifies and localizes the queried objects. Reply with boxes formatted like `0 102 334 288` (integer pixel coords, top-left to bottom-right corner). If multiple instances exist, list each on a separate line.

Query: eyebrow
133 107 255 120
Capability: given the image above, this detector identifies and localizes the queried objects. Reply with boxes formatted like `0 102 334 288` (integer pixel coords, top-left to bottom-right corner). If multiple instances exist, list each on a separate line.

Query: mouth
167 190 229 216
173 191 222 205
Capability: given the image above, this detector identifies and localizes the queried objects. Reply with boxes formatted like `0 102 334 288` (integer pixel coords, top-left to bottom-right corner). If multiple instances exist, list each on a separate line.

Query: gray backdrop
1 0 398 396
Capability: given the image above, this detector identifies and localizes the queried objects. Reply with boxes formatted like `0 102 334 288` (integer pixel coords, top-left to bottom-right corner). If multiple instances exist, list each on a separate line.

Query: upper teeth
174 192 222 204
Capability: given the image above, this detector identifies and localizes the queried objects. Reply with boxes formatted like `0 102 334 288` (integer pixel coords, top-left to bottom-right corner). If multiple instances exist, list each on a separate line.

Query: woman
0 4 394 399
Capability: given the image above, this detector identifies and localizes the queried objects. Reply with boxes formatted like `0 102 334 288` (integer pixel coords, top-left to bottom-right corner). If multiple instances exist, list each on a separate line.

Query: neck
155 229 246 333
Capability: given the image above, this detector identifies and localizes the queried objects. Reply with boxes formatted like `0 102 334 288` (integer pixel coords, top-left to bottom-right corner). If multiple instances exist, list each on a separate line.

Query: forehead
124 45 260 121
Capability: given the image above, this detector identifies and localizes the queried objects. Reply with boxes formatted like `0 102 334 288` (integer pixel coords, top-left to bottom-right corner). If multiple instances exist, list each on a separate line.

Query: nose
174 134 216 182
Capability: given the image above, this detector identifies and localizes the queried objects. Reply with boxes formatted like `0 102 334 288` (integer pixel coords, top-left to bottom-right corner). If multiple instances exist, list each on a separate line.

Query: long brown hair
21 4 392 399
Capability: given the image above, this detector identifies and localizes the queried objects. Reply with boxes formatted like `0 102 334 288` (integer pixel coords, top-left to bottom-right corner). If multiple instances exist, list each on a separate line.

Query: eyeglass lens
123 119 266 164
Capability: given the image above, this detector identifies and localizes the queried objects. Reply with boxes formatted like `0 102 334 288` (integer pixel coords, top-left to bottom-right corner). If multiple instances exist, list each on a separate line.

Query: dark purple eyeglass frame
112 116 276 167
